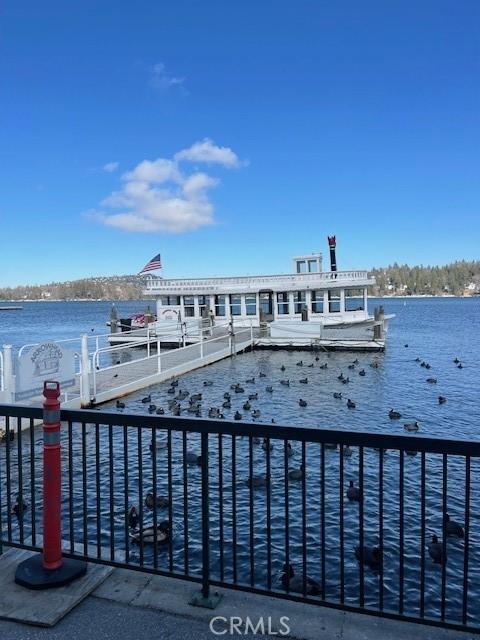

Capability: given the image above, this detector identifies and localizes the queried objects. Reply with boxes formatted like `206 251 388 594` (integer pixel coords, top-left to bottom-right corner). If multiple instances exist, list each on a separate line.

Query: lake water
1 297 479 626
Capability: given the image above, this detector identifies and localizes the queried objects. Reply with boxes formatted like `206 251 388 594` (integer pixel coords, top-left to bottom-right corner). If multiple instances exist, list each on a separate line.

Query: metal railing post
147 326 151 358
2 345 14 403
157 339 161 373
189 432 222 608
80 334 91 407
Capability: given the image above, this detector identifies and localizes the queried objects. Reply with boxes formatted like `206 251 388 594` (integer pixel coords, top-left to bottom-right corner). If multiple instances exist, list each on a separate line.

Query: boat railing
1 402 479 634
143 270 371 292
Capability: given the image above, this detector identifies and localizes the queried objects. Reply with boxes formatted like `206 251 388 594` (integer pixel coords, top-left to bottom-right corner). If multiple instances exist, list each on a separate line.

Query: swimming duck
445 514 464 538
389 409 401 419
246 377 255 384
426 378 437 384
234 386 245 393
286 442 295 457
209 407 221 418
116 400 125 409
406 450 418 457
404 422 419 432
307 363 314 368
280 380 290 386
171 379 179 387
425 363 431 370
203 380 213 386
299 377 308 384
298 399 307 407
346 480 361 502
347 399 356 409
246 475 267 488
186 452 201 464
415 357 421 362
234 411 242 421
333 392 342 399
288 464 303 480
438 396 447 404
280 563 321 595
144 493 169 509
223 392 231 400
453 357 460 364
243 401 251 411
128 506 138 529
167 387 176 395
358 369 366 376
370 362 379 369
155 407 165 415
176 390 189 400
248 393 258 400
222 400 231 409
12 495 28 517
171 405 181 416
148 404 157 413
341 377 350 384
131 520 170 546
355 546 382 571
262 438 273 451
319 363 328 370
457 363 464 369
337 373 345 381
296 361 303 367
266 386 273 393
343 445 353 457
259 372 267 377
141 395 151 404
280 365 286 371
252 409 261 419
428 535 446 564
191 393 202 402
348 364 355 370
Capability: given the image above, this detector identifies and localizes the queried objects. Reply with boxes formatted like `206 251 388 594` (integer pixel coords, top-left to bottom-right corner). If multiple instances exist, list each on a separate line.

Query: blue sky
1 1 479 286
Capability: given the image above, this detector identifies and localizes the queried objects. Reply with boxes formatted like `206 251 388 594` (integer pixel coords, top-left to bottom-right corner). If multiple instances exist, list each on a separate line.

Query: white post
250 319 254 343
147 326 151 358
3 345 14 403
80 334 91 407
200 332 204 359
157 339 161 372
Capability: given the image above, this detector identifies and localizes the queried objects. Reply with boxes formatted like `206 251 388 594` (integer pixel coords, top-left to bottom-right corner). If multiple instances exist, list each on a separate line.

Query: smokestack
327 235 337 272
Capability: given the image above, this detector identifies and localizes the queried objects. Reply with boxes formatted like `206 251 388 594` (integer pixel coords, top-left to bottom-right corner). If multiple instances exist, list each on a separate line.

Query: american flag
139 253 162 274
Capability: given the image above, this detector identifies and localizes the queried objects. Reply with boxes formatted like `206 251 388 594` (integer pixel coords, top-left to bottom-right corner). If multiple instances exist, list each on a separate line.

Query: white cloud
90 140 243 234
103 161 119 173
174 138 240 168
150 62 186 92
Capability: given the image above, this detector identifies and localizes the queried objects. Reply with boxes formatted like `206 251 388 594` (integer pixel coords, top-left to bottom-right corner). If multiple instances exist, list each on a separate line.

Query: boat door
259 290 274 322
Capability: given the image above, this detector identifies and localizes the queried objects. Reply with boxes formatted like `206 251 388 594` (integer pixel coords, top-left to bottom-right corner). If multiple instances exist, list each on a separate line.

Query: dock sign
15 342 76 400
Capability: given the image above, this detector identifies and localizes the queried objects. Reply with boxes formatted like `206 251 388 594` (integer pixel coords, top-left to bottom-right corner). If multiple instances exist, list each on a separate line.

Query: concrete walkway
0 567 475 640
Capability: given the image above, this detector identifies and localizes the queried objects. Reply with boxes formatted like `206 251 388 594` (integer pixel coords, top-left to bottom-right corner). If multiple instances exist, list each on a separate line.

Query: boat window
312 290 324 313
308 260 318 273
183 296 195 318
259 292 272 315
277 292 289 315
294 291 306 314
198 295 209 317
230 294 242 316
328 290 341 313
215 295 226 317
245 294 257 316
160 296 180 306
296 260 306 274
345 288 364 311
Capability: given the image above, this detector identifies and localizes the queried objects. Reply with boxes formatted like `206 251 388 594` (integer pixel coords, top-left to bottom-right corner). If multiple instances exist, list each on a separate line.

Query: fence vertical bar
190 432 221 608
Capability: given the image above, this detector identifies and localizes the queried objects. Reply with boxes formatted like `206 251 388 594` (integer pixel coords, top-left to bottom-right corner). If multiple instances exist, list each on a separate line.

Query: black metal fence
1 403 479 633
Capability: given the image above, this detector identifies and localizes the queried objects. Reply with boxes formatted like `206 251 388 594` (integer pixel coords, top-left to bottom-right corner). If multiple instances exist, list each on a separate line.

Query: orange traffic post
15 381 87 589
